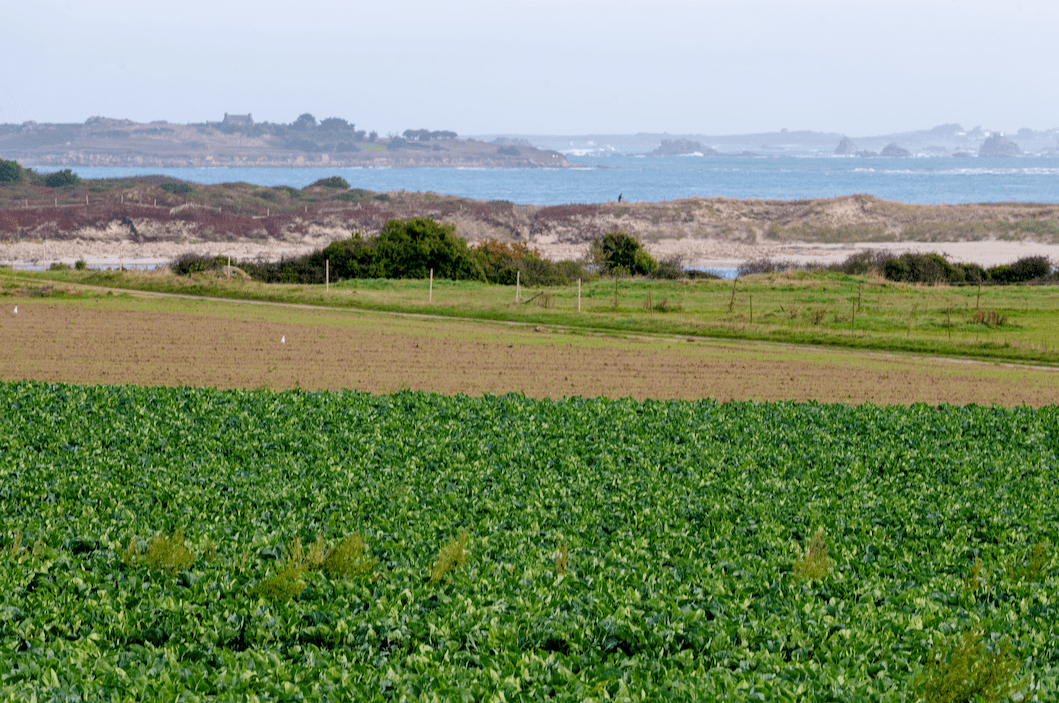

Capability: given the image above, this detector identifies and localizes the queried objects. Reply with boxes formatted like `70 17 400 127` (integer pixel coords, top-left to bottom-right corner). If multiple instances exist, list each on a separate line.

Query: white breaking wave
851 167 1059 176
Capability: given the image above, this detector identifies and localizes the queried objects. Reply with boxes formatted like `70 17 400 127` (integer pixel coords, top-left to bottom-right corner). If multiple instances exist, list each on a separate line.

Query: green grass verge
5 267 1059 365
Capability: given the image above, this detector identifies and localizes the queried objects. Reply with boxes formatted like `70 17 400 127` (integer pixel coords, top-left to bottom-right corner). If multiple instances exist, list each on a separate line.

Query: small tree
319 117 350 131
0 159 26 183
592 230 657 275
291 113 317 131
43 169 81 188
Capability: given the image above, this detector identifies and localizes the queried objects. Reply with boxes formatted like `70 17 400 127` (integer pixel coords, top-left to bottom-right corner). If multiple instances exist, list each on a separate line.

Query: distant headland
0 114 571 169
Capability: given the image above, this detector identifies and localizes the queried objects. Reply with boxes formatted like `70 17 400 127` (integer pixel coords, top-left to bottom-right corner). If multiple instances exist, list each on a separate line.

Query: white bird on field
12 306 16 314
281 335 285 344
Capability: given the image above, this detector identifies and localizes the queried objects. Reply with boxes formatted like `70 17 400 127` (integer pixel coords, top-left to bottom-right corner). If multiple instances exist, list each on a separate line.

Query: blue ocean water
46 155 1059 206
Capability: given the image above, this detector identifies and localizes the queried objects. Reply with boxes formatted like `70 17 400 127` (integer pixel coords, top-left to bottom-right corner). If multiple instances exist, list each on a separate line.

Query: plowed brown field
2 294 1057 406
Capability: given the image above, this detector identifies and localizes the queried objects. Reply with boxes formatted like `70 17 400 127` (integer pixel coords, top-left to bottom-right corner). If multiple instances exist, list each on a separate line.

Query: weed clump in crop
7 529 43 562
8 529 23 560
1007 540 1049 584
250 533 375 601
123 530 194 574
793 528 833 580
145 531 194 573
914 624 1022 703
555 543 570 577
320 533 375 579
430 528 469 583
963 556 988 594
250 562 308 601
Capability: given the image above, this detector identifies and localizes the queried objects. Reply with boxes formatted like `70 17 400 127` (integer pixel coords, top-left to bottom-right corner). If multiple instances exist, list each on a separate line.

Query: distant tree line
402 129 457 141
210 114 457 152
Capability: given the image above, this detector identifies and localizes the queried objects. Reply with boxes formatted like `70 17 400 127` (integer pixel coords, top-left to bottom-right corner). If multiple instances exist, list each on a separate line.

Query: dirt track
2 295 1057 406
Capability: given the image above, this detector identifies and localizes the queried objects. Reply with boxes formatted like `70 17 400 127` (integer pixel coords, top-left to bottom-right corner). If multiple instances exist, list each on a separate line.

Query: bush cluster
739 250 1054 285
471 238 589 286
170 253 230 276
170 222 680 287
309 176 350 190
43 169 82 188
1 160 88 188
207 218 487 284
159 181 194 194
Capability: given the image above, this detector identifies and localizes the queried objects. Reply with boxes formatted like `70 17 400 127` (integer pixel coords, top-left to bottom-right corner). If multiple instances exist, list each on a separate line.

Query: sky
5 0 1058 137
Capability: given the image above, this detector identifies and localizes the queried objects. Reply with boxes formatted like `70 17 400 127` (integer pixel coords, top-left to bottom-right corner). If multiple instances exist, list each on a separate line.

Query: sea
43 155 1059 206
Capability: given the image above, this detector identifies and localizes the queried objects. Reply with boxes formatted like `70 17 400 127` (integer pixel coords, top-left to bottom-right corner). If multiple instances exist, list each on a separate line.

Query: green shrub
43 169 81 188
160 182 194 194
238 218 487 284
171 253 229 275
272 185 300 199
309 176 350 189
323 234 382 280
592 230 657 276
648 255 685 280
332 188 377 202
0 159 26 183
987 256 1051 283
372 218 486 281
240 254 328 284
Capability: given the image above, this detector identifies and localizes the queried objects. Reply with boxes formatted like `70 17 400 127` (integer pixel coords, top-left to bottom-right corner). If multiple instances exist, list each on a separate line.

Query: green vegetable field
1 381 1056 701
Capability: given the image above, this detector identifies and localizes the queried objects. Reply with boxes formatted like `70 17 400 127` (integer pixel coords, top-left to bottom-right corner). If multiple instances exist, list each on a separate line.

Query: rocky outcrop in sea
979 134 1021 157
834 137 858 155
880 143 912 157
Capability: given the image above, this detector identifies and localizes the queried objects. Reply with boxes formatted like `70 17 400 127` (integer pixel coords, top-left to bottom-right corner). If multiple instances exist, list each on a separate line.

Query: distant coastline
5 119 1059 168
0 117 571 169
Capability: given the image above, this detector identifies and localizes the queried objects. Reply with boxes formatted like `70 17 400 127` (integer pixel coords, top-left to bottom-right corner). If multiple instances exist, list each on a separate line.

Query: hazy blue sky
7 0 1057 136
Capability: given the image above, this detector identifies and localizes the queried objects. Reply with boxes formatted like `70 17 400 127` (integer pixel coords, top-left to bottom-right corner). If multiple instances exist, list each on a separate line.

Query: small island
651 138 720 156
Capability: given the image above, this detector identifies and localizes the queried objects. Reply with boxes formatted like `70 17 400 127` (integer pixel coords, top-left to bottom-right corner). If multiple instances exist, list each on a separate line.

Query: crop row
1 382 1056 700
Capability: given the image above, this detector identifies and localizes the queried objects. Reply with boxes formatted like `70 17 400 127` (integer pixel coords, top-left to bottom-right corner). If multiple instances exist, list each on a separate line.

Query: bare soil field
2 295 1057 405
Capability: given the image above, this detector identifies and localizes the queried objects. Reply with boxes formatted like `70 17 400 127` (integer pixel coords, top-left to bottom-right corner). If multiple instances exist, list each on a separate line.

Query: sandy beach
1 236 1056 272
